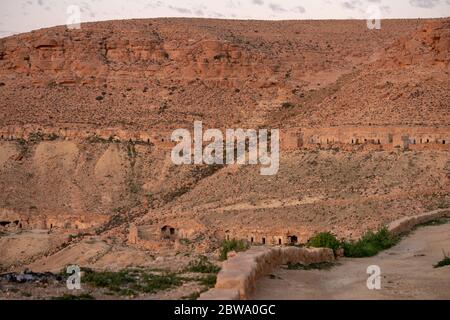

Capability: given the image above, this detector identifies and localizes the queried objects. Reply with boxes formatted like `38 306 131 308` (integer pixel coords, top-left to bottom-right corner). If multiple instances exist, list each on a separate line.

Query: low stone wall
387 208 450 236
199 208 450 300
199 246 334 300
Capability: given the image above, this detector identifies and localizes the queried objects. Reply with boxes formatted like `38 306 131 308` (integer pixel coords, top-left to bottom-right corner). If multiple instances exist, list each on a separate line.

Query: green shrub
434 252 450 268
307 232 340 251
343 227 397 258
281 102 295 109
136 273 182 293
82 268 136 291
219 239 249 261
81 268 182 295
186 256 220 274
198 274 217 288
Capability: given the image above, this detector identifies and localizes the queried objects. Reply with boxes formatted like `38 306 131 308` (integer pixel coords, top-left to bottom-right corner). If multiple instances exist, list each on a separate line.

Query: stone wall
225 229 304 246
200 208 450 300
199 246 334 300
0 125 175 150
282 126 450 151
387 208 450 236
127 221 207 250
2 125 448 153
0 208 108 231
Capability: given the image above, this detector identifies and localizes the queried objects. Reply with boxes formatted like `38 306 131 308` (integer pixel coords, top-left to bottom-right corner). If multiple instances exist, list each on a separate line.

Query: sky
0 0 449 37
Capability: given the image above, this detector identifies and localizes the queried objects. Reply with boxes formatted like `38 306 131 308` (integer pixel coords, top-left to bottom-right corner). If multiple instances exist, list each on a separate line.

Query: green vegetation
219 239 249 261
68 233 89 242
307 232 341 251
433 252 450 268
342 227 398 258
86 135 109 144
47 133 59 141
28 132 44 142
128 180 140 194
306 226 402 258
185 256 221 274
182 256 220 297
81 268 183 296
281 102 295 109
127 143 137 158
198 274 217 288
51 293 95 300
285 262 336 271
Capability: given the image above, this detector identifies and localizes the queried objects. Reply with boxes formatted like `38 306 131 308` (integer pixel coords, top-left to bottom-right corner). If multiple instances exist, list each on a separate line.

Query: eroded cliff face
377 20 450 68
0 138 223 232
1 18 448 131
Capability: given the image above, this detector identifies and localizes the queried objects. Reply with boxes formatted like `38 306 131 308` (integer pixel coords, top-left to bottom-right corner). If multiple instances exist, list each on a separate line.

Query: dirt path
251 222 450 300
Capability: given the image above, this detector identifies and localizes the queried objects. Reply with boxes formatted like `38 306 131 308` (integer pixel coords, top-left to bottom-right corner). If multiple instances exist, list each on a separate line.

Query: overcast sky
1 0 449 37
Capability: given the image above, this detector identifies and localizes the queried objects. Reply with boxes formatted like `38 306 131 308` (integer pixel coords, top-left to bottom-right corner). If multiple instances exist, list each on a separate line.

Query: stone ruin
0 208 108 232
1 124 449 153
281 126 450 151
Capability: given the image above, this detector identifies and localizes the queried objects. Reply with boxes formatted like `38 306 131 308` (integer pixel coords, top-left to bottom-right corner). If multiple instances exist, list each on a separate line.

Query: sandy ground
252 222 450 300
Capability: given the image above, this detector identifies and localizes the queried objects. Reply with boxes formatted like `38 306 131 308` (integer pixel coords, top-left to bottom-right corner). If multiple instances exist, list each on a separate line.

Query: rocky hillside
0 18 449 273
0 18 448 130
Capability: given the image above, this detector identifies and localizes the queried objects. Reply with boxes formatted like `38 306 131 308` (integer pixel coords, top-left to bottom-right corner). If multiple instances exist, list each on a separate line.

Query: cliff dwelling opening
161 225 176 239
443 140 446 144
377 139 381 144
427 139 429 143
251 237 254 243
262 237 266 245
288 235 298 244
147 139 150 144
278 238 282 245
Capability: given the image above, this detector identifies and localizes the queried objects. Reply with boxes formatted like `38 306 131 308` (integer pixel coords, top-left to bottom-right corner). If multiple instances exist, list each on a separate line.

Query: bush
198 274 217 288
219 239 249 261
307 232 340 251
433 252 450 268
82 268 136 291
281 102 295 109
343 227 397 258
186 256 220 274
81 268 182 295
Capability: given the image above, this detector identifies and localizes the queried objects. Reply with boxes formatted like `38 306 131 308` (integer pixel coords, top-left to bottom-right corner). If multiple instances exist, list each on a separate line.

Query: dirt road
252 222 450 300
